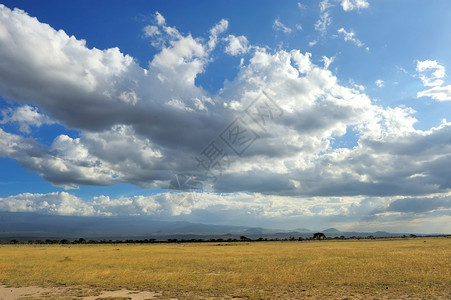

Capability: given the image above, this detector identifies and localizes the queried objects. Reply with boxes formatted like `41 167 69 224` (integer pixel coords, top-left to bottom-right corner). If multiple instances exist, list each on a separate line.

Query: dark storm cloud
388 196 451 213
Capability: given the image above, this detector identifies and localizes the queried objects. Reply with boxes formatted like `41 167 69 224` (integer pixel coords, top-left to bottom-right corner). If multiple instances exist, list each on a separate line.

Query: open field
0 237 450 299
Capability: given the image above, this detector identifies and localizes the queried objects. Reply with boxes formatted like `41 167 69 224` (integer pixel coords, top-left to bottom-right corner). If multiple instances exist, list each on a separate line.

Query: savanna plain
0 237 449 299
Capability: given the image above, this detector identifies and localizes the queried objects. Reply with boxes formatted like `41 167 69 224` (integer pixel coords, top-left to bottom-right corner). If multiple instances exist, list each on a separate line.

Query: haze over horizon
0 1 450 234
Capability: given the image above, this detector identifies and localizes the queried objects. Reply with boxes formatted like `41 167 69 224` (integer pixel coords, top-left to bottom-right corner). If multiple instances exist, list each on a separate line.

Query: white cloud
416 60 445 87
314 0 335 35
273 18 292 33
210 19 228 36
224 35 249 56
1 105 55 133
416 60 451 101
1 191 449 233
337 28 364 47
309 40 318 47
319 0 333 12
143 25 159 37
295 24 303 31
375 79 384 87
417 85 451 102
297 2 307 10
0 192 175 216
150 35 207 88
155 12 166 26
208 19 228 50
349 79 365 91
0 125 164 189
315 12 332 34
0 192 96 216
341 0 369 11
322 56 335 69
144 12 184 47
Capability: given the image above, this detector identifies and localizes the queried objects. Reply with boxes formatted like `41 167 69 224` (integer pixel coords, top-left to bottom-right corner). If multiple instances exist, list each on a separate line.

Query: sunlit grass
0 238 450 299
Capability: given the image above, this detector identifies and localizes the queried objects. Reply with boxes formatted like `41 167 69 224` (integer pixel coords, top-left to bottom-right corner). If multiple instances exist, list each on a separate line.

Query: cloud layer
0 191 449 233
1 5 451 198
0 4 450 233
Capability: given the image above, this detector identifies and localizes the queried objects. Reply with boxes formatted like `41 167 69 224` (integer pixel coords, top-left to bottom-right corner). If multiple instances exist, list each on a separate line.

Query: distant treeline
0 233 437 245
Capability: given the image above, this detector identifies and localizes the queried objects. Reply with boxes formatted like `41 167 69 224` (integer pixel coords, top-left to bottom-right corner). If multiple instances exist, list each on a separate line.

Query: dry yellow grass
0 237 450 299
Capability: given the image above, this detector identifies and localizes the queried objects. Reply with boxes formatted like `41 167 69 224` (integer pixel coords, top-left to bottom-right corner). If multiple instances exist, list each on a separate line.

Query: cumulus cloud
416 60 451 101
0 192 185 216
416 60 446 87
224 35 249 56
0 192 96 215
0 125 169 189
273 18 292 33
0 5 226 190
341 0 369 11
0 3 451 212
208 19 229 50
1 105 55 133
337 28 364 47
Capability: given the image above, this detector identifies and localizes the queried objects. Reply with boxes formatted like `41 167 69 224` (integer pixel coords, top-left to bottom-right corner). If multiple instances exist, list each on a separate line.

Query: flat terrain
0 237 450 299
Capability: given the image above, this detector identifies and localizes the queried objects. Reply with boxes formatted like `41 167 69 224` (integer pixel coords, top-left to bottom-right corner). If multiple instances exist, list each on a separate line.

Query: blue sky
0 0 450 233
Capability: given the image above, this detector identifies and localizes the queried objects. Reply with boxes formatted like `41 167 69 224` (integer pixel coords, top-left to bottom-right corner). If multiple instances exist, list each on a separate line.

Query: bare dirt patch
0 285 161 299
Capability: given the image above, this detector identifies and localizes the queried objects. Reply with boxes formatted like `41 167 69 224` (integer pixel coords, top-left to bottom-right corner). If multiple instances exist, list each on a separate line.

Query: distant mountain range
0 212 436 241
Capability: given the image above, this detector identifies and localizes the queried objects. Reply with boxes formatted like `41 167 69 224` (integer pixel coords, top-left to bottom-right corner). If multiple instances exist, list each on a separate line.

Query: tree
313 232 326 240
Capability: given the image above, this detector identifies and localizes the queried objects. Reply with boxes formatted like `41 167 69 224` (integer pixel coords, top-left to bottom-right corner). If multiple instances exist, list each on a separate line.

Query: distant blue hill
322 228 341 234
0 212 432 241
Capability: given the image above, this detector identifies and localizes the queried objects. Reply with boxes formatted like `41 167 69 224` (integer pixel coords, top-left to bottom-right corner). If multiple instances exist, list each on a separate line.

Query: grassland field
0 237 450 299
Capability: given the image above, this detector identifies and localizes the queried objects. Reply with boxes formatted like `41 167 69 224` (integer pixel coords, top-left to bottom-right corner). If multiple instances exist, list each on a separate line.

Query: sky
0 0 450 234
